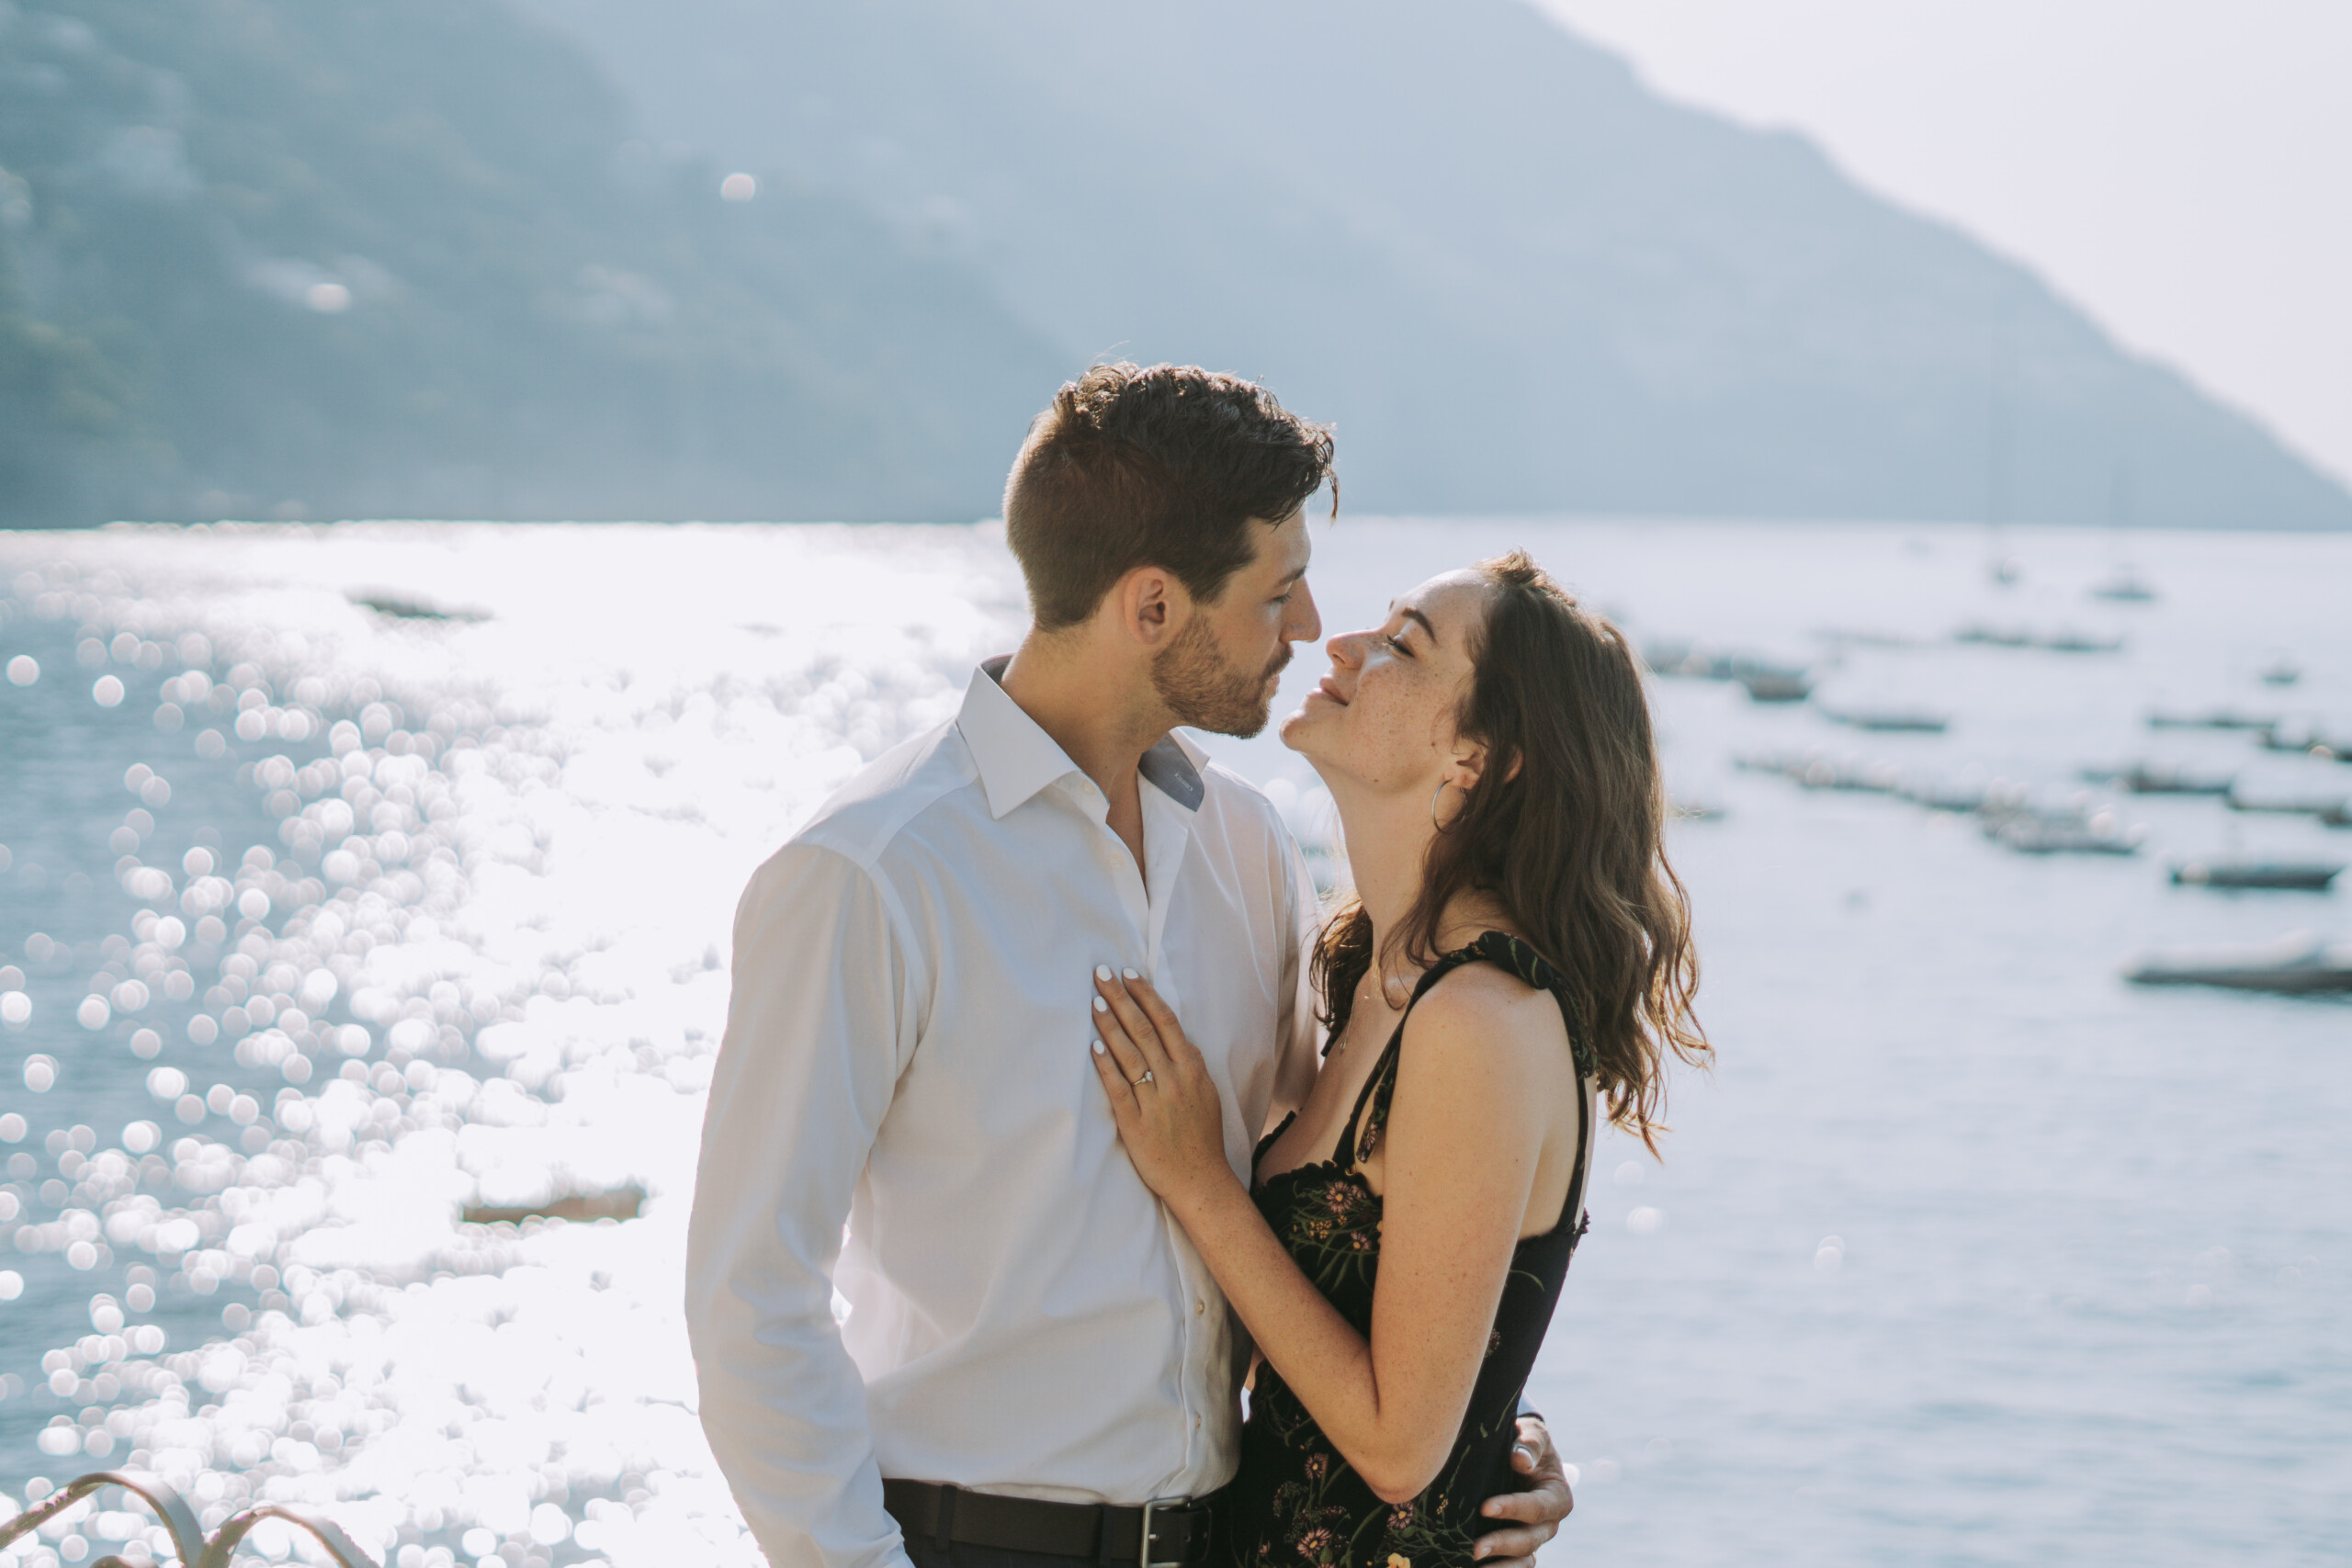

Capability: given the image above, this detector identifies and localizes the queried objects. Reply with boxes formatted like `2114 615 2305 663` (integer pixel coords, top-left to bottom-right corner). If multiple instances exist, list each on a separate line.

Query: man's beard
1151 615 1290 739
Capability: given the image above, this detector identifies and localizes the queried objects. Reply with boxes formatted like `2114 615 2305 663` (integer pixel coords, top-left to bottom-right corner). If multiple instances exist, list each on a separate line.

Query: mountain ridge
521 0 2352 530
0 0 1067 525
3 0 2344 528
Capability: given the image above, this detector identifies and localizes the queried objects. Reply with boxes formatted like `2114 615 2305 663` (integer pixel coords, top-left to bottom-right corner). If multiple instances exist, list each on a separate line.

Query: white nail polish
1093 996 1108 1011
1091 1040 1104 1055
1095 964 1113 981
1121 968 1139 980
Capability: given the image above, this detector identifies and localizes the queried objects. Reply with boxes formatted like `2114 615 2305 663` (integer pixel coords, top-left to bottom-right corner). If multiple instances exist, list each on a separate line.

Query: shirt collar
957 657 1205 820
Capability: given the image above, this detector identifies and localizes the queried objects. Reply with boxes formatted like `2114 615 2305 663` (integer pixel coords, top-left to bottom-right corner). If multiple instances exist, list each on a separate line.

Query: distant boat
1812 627 1924 649
1823 707 1950 733
1643 642 1814 702
1641 637 1707 677
464 1182 646 1224
1952 624 2122 654
1738 749 2052 817
1669 798 1727 823
2146 707 2278 731
347 590 492 623
2038 628 2125 654
1731 750 1904 796
2126 933 2352 995
2087 567 2157 603
2170 860 2344 892
2259 657 2302 687
1953 623 2033 648
2225 786 2350 818
2089 470 2153 602
1736 667 1813 704
1902 777 2002 814
2257 725 2350 761
2079 763 2235 796
1984 806 2145 855
1814 759 1905 794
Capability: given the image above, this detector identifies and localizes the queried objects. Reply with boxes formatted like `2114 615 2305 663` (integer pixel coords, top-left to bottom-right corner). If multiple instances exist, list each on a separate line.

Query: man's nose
1287 580 1324 645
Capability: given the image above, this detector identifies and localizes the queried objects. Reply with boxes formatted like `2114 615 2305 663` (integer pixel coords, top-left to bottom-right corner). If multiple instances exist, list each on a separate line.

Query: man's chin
1202 708 1272 741
1181 693 1277 740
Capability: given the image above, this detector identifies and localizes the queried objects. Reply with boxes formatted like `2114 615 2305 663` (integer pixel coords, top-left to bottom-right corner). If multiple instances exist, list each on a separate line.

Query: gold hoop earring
1430 779 1466 833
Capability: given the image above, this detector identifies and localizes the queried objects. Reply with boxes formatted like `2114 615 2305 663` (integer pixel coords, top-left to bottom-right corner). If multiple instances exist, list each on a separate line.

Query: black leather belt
882 1479 1213 1567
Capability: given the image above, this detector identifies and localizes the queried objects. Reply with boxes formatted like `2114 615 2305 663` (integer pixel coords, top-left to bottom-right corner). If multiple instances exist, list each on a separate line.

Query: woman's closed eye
1385 631 1415 658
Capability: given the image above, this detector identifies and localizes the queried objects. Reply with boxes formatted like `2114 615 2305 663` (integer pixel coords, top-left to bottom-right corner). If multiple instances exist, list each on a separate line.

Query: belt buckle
1139 1496 1193 1568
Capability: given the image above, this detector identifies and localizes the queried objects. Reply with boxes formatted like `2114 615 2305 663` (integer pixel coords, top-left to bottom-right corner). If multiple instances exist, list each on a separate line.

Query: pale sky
1534 0 2352 491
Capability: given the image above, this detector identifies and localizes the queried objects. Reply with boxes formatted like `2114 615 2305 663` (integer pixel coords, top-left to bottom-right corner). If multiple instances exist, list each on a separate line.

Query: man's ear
1114 565 1184 649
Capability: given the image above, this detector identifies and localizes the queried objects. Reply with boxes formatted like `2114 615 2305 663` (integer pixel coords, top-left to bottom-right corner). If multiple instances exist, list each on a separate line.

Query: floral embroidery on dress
1271 1164 1385 1305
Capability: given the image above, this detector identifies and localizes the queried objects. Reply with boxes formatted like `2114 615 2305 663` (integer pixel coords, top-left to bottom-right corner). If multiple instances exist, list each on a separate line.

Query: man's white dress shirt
687 660 1319 1568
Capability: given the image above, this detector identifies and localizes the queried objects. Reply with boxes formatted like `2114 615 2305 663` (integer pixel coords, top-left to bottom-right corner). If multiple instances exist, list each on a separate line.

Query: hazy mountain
0 0 1066 525
5 0 2345 528
520 0 2352 530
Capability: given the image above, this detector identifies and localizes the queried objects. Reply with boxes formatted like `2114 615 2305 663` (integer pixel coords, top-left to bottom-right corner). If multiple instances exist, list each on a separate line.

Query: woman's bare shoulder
1398 959 1571 1074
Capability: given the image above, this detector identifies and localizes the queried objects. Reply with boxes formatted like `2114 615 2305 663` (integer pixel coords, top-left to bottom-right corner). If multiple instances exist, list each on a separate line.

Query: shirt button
1194 1299 1206 1315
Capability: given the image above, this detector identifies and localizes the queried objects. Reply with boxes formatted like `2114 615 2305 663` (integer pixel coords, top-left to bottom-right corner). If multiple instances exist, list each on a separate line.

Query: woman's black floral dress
1216 932 1596 1568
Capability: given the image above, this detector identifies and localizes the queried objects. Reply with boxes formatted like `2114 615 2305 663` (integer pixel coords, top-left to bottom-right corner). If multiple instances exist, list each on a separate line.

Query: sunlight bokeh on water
0 519 2346 1567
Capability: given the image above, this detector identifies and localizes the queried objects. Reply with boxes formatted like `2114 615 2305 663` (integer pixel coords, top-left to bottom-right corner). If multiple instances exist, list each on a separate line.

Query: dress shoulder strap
1336 931 1596 1168
1465 931 1600 1081
1329 944 1483 1167
1470 931 1601 1235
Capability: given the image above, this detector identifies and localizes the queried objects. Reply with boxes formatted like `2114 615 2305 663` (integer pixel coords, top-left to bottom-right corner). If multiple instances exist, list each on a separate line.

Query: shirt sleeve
685 840 917 1568
1265 827 1323 1133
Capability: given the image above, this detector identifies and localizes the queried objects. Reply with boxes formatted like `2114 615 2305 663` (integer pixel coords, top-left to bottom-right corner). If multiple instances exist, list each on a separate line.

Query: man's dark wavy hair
1003 362 1336 631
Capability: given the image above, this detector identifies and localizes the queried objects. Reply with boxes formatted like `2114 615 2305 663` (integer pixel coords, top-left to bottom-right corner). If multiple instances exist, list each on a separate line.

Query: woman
1086 551 1707 1568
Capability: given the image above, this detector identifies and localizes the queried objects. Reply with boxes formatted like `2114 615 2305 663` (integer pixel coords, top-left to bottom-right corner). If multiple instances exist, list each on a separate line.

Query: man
687 364 1573 1568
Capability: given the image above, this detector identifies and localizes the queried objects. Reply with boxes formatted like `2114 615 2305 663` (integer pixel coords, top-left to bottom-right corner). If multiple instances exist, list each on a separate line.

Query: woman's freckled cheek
1351 676 1428 777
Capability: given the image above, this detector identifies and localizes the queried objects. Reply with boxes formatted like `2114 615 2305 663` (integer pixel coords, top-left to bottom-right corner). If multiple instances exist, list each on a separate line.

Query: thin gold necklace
1334 970 1392 1055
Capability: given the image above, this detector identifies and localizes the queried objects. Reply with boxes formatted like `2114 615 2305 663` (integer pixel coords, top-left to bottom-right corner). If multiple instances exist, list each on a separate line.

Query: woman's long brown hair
1309 551 1708 1147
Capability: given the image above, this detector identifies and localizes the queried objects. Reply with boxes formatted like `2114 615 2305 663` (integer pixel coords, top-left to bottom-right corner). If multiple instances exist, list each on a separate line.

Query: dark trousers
900 1540 1098 1568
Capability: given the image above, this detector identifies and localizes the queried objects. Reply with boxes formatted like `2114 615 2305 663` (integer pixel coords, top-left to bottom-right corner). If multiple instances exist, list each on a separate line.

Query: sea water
0 519 2345 1568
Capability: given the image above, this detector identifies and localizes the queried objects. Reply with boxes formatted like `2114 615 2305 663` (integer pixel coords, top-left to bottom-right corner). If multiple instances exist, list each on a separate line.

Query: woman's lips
1314 675 1349 705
